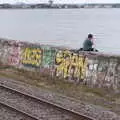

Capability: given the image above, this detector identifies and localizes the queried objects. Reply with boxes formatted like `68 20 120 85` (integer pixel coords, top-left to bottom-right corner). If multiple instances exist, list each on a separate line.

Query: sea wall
0 38 120 91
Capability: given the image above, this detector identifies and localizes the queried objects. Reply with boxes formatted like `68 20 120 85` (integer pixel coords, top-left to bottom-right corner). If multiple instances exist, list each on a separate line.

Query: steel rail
0 83 94 120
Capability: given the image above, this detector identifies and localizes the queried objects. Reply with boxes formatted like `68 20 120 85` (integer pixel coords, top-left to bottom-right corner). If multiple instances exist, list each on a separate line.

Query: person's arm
91 39 94 45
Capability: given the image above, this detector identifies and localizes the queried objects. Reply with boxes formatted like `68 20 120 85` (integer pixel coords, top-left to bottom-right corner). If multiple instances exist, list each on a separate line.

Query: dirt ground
0 65 120 115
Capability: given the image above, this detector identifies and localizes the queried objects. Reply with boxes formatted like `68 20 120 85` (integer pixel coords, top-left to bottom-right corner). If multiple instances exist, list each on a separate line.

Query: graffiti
8 46 20 65
104 60 117 88
1 39 120 91
21 47 42 67
0 44 11 64
55 50 87 80
42 47 55 67
97 61 109 72
85 60 98 85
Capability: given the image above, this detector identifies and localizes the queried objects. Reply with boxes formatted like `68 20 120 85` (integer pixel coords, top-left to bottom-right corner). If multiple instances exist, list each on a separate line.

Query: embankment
0 38 120 91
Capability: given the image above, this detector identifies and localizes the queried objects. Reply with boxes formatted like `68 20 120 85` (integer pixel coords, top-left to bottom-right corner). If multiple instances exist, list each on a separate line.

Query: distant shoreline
0 3 120 9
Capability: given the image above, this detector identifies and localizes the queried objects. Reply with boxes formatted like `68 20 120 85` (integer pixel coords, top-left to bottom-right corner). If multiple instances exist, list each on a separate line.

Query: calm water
0 9 120 54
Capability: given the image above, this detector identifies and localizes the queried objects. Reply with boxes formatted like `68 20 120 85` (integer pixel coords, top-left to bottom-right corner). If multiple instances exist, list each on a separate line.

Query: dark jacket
83 38 93 51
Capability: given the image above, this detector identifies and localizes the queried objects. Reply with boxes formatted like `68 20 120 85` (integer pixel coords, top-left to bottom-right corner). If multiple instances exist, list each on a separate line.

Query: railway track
0 102 37 120
0 84 94 120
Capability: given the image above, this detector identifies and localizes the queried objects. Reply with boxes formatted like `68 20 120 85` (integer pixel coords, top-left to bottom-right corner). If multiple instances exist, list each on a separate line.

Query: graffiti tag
55 50 87 80
22 47 42 67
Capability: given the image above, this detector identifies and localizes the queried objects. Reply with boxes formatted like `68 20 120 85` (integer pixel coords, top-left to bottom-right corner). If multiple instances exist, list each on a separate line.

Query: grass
0 66 120 114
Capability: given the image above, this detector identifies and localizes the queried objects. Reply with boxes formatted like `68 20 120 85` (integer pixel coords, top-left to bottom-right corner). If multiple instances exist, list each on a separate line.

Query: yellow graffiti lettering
22 48 42 67
55 50 87 79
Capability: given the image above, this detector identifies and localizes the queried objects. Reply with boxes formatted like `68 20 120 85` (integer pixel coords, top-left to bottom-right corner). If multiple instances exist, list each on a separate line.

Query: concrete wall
0 38 120 91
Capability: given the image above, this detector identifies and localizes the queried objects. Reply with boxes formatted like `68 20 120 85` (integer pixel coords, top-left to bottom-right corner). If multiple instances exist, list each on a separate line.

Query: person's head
88 34 93 40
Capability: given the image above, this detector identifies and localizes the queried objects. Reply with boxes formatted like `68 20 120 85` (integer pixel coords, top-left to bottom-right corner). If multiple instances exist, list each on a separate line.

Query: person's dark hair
88 34 93 39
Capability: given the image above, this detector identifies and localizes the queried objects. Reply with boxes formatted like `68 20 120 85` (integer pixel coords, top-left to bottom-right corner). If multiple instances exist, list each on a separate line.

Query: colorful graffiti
1 39 120 91
55 50 87 80
42 47 55 67
8 46 20 65
21 47 42 67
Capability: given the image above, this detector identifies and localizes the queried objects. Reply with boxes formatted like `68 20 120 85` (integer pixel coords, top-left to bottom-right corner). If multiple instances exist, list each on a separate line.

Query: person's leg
92 48 97 51
91 48 94 51
95 49 98 52
78 48 83 51
88 48 93 51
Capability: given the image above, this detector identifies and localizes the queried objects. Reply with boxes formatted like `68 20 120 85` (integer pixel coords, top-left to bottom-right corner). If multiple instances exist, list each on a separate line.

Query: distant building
0 2 120 9
48 0 53 6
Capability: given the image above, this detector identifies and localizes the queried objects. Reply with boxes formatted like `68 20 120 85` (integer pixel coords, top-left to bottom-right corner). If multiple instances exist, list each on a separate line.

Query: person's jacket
83 38 93 51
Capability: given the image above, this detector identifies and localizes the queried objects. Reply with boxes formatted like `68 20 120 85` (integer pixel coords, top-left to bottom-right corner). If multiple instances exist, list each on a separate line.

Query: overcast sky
0 0 120 4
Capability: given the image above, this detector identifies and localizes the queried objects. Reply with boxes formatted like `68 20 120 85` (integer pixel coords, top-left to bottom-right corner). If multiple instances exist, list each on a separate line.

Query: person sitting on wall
83 33 94 51
78 34 98 52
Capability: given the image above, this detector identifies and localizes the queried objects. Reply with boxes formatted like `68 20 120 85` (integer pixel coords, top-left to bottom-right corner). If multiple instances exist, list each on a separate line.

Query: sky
0 0 120 4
